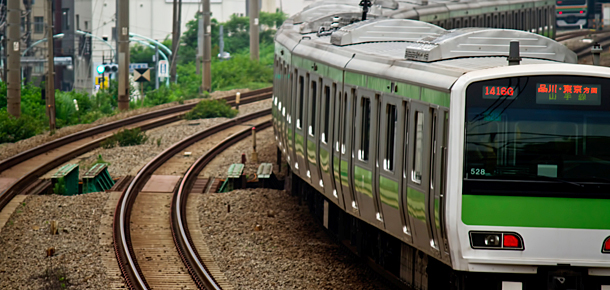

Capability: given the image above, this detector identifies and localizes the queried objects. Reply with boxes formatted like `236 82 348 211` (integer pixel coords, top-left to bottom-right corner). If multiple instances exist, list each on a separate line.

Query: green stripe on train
354 166 373 198
320 148 330 174
295 134 304 158
407 187 426 223
462 195 610 229
379 176 399 209
307 141 317 165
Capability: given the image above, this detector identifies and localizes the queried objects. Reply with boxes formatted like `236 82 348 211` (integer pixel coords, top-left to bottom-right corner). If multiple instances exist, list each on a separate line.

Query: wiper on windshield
537 176 585 188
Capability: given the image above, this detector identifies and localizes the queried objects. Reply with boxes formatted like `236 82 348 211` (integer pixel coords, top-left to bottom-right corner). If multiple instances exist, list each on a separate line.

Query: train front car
451 64 610 289
556 0 588 28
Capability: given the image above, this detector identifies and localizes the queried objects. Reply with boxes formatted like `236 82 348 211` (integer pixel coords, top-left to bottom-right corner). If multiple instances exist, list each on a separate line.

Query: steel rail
114 109 271 290
0 87 272 212
171 119 272 290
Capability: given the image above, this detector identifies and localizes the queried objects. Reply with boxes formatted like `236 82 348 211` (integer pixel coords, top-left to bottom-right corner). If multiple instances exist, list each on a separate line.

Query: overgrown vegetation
34 259 70 289
53 177 66 196
184 99 238 120
101 128 149 148
0 11 286 145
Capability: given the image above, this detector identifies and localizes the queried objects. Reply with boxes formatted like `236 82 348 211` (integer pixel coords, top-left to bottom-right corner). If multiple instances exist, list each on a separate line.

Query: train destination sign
482 85 518 99
536 83 601 105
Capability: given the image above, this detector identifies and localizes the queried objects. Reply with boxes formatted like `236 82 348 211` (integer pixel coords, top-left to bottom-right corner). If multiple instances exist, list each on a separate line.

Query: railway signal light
96 63 119 74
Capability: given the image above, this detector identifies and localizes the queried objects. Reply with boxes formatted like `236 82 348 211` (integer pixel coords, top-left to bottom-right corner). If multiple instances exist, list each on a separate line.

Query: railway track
0 87 272 217
114 109 271 289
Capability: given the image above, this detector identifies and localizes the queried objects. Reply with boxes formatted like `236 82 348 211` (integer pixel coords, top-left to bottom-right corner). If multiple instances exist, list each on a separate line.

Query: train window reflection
360 97 371 161
322 86 330 143
412 111 424 184
298 76 304 129
385 104 397 171
310 81 317 136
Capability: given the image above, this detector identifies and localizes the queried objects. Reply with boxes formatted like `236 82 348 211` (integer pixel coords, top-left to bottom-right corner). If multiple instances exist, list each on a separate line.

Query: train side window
297 76 304 129
412 111 424 184
333 84 340 152
359 97 371 161
384 104 397 172
342 92 350 154
309 81 317 136
322 85 331 144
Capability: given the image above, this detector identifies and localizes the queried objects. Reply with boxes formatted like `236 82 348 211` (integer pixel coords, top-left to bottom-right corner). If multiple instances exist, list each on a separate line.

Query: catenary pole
117 0 130 110
202 0 211 92
170 0 182 83
249 0 259 61
46 0 56 130
7 0 21 118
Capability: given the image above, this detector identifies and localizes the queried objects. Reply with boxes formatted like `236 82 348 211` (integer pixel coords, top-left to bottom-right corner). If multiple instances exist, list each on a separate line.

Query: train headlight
470 231 524 250
484 234 500 247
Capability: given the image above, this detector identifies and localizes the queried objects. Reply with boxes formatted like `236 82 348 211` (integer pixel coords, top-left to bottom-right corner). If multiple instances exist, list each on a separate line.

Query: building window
384 104 397 171
76 14 79 30
62 9 70 31
84 21 88 31
34 16 44 33
359 97 371 161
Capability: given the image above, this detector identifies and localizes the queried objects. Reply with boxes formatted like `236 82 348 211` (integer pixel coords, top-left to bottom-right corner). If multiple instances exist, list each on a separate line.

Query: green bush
0 109 43 143
113 128 149 147
184 99 237 120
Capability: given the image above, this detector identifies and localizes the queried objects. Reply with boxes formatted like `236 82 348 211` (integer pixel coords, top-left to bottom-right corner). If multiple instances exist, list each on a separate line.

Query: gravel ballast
198 188 394 290
0 192 110 290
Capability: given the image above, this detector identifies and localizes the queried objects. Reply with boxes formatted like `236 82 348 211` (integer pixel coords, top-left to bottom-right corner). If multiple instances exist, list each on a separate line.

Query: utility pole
249 0 259 61
7 0 21 118
24 0 32 84
117 0 130 110
202 0 211 92
170 0 182 83
154 45 159 89
46 0 56 130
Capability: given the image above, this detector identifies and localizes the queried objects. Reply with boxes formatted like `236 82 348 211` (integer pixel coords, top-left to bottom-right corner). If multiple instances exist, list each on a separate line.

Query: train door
434 109 451 261
286 67 295 164
377 93 408 239
306 74 322 187
277 62 285 152
272 57 279 139
402 101 436 254
353 89 384 227
318 78 338 202
340 87 358 216
294 70 309 180
428 107 449 260
281 64 290 155
332 82 346 209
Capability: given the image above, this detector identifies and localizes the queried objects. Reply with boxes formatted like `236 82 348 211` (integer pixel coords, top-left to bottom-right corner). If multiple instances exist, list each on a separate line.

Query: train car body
273 1 610 289
556 0 588 28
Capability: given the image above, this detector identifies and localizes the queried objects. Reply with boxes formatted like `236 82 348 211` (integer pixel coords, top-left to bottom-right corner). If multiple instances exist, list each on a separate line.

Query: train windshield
464 76 610 185
556 0 586 6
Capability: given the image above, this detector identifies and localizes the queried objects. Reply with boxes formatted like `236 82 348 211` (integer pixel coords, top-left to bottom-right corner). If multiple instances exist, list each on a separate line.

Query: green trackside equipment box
51 164 79 196
82 163 115 193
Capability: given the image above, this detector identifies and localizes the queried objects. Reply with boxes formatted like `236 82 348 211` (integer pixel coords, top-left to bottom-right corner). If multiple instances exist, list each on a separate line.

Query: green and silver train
272 1 610 289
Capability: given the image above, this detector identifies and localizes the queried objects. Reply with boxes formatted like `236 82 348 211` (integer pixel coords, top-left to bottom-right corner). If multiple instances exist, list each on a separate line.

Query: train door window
501 14 505 28
493 15 498 28
297 76 304 129
464 19 469 27
343 90 353 154
359 97 371 161
455 19 461 28
430 115 437 188
333 84 341 152
412 111 424 184
384 104 397 172
310 80 318 136
322 85 331 144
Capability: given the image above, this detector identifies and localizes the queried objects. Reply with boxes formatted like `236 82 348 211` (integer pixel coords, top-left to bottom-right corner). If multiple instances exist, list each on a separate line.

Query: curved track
114 109 271 290
0 87 271 214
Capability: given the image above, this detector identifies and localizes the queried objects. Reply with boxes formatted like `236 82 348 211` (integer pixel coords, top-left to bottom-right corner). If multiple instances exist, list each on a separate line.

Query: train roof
277 0 576 91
